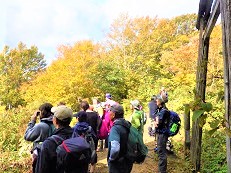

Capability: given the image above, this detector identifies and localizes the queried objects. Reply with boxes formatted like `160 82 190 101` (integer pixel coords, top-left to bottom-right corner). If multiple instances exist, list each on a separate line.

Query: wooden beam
203 0 220 39
196 0 213 30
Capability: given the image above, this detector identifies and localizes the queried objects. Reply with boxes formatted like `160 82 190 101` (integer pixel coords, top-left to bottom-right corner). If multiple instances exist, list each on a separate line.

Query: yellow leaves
22 41 102 106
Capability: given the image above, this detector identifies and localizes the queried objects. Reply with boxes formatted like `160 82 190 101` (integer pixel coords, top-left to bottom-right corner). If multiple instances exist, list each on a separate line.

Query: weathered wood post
184 104 190 158
192 0 220 171
191 16 209 171
220 0 231 172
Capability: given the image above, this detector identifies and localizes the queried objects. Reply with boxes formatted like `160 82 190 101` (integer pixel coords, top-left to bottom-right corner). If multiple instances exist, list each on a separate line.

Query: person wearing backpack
130 100 146 135
154 95 170 173
35 105 73 173
107 104 134 173
80 101 100 173
73 111 97 173
24 102 55 173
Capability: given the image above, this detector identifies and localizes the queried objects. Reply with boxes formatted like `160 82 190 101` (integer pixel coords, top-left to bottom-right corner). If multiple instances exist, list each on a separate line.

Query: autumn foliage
0 14 227 172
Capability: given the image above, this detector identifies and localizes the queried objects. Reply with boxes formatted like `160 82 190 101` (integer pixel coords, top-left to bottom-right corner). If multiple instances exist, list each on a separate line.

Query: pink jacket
104 110 113 132
98 110 113 140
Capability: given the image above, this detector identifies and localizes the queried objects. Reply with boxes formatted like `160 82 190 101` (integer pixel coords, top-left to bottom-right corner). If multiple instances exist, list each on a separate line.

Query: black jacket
35 126 73 173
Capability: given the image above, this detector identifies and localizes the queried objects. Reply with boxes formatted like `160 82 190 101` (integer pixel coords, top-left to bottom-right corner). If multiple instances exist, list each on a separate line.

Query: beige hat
51 105 73 121
130 100 140 109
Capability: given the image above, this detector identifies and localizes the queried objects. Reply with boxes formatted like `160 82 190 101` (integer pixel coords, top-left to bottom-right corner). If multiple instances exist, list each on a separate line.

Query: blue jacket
35 127 73 173
148 100 158 119
155 107 170 134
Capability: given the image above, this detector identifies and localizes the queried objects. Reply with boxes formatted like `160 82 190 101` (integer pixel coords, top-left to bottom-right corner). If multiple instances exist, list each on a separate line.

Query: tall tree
22 40 102 108
0 42 46 108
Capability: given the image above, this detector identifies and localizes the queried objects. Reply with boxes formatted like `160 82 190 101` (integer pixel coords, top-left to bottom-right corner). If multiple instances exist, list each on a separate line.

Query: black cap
74 111 87 118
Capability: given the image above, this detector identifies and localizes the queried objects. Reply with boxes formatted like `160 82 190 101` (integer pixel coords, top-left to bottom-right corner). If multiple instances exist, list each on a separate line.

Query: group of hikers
24 88 171 173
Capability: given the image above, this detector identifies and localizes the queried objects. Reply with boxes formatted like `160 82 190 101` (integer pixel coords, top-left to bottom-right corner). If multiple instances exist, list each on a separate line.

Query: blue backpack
50 127 96 172
167 111 181 136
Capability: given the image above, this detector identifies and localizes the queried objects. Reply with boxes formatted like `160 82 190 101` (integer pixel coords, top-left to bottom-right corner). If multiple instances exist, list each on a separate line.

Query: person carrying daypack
72 111 97 172
108 104 148 173
130 100 146 135
80 101 100 173
24 103 55 173
35 105 74 173
154 95 170 173
107 104 134 173
51 111 96 173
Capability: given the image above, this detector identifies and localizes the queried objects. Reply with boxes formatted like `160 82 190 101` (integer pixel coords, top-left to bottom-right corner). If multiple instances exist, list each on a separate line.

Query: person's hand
31 110 40 121
153 120 158 128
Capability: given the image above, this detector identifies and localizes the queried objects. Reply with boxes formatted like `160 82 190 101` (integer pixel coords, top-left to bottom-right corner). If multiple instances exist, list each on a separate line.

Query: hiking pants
157 133 168 173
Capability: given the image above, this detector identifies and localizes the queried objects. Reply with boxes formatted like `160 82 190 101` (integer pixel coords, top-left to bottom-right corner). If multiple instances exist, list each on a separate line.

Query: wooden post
184 104 190 158
191 17 210 172
220 0 231 172
192 0 221 170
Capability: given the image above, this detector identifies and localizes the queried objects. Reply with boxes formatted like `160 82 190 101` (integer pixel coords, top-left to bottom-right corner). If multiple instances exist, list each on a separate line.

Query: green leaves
210 119 220 129
201 102 213 112
0 42 46 108
191 102 213 122
192 109 205 121
191 102 214 129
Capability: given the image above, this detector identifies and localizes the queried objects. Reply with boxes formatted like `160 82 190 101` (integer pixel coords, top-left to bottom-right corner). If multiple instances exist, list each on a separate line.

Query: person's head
101 102 106 109
80 101 90 111
74 111 87 122
156 95 165 107
51 105 73 128
105 93 112 100
92 98 100 105
151 95 157 101
39 103 53 119
109 104 124 121
160 87 165 92
57 101 66 106
130 100 140 110
105 99 116 109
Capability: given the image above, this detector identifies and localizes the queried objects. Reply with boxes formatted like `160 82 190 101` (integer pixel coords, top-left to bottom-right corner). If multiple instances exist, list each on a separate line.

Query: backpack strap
49 135 65 146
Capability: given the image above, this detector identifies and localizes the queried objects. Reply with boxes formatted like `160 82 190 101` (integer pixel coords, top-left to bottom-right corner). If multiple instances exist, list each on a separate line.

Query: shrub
201 130 227 173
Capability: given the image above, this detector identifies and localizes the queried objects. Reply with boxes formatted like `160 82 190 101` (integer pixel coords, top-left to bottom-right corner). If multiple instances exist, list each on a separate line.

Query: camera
36 111 40 116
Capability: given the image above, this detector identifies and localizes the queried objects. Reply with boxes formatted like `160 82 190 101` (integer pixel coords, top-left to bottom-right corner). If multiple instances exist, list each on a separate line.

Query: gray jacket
24 116 54 150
